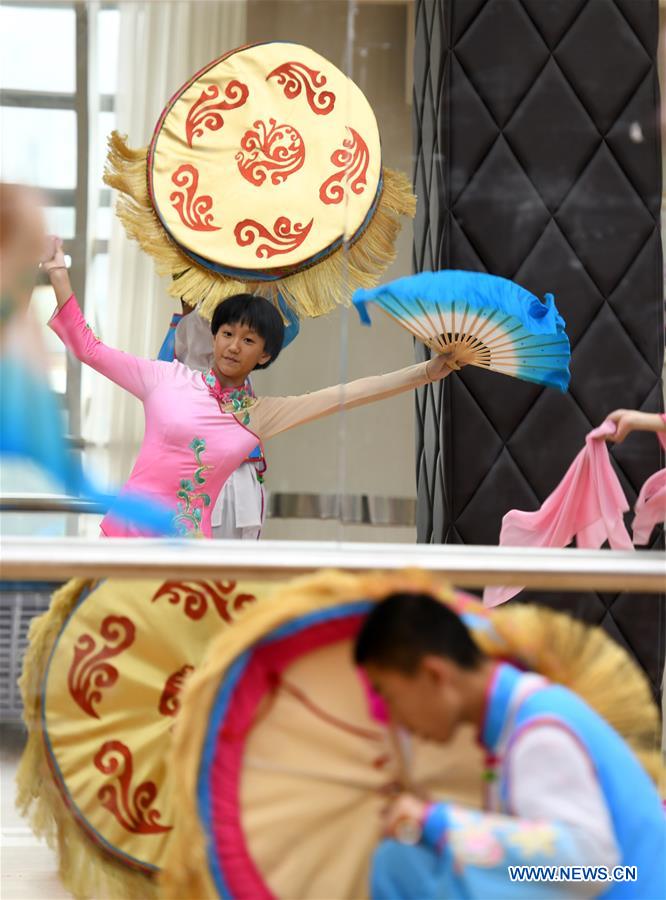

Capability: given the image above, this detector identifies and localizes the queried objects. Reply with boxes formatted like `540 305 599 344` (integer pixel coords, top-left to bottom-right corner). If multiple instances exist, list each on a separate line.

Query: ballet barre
0 537 664 592
0 491 418 526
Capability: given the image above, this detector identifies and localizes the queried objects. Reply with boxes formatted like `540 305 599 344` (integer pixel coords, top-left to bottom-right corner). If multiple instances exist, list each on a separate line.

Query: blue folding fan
353 270 571 392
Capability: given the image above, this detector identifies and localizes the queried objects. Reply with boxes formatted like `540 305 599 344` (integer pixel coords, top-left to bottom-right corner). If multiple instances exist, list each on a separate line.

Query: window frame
0 0 117 437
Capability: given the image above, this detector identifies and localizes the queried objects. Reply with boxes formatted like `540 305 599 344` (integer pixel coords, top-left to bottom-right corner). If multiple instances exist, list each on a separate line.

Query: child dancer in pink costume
158 303 269 540
42 237 458 537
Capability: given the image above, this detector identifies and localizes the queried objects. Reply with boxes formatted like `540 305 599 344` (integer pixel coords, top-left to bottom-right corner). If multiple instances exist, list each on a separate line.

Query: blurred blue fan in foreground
0 352 177 535
0 181 175 535
354 270 571 392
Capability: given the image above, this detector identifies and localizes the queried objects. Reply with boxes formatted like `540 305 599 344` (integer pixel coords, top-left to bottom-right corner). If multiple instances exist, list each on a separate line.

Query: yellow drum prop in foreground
18 571 660 899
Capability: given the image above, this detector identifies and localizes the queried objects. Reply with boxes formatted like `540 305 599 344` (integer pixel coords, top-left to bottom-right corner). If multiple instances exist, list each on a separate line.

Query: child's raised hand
40 236 73 309
40 235 66 272
605 409 666 443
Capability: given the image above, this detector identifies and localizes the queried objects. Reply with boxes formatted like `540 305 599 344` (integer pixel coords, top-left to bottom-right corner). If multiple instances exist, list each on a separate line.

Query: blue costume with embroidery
372 664 665 899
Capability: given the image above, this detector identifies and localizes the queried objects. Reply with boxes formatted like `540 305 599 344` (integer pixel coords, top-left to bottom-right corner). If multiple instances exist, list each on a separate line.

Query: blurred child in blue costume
157 295 299 539
0 182 173 534
355 592 665 900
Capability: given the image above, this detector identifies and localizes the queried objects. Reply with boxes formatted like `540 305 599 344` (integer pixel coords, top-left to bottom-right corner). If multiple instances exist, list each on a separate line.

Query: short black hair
211 294 285 370
354 592 483 673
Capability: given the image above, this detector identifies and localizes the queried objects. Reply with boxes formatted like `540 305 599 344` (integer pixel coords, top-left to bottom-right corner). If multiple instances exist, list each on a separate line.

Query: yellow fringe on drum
161 571 663 899
104 131 416 320
476 604 663 784
15 577 157 900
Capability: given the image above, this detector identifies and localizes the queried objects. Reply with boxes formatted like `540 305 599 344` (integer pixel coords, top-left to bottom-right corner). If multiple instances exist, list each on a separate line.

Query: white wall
246 1 418 541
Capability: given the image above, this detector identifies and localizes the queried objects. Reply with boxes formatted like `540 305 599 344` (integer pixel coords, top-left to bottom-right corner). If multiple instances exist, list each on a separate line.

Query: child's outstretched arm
243 354 456 441
41 236 167 400
605 409 666 443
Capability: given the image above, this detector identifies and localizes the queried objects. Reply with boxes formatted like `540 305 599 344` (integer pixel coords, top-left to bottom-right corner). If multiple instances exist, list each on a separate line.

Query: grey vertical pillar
413 0 664 693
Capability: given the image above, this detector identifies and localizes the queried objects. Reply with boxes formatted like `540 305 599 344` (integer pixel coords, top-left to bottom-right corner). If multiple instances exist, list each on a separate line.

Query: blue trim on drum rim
197 650 251 899
40 578 160 874
197 600 372 899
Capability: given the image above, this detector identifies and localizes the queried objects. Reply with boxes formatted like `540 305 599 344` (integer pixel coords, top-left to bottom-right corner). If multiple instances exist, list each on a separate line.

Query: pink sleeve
49 295 167 399
660 414 666 451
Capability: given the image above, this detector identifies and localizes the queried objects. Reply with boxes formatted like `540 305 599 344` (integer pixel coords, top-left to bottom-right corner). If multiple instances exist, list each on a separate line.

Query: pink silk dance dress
51 295 436 538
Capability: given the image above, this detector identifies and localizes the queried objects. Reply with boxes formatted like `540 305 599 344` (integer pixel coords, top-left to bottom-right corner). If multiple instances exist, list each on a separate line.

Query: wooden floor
1 727 70 900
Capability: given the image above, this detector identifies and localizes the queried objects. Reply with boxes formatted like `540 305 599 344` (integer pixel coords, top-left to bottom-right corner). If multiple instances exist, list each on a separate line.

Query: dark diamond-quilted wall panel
412 0 664 694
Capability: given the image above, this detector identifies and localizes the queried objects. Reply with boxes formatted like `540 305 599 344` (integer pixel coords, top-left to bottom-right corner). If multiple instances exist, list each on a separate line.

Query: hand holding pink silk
483 420 633 608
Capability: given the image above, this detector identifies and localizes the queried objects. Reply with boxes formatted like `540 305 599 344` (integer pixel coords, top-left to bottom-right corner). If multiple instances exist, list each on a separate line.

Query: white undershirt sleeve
508 723 621 878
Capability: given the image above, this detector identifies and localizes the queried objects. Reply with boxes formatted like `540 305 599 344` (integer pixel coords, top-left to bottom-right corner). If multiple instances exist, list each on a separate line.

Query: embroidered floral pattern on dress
203 370 217 392
203 370 218 391
174 437 213 535
224 389 253 425
203 370 255 426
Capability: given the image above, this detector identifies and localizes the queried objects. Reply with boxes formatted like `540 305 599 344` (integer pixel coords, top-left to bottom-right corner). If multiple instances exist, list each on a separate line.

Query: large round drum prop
106 43 415 319
161 576 491 900
161 573 661 900
149 43 382 278
39 577 272 874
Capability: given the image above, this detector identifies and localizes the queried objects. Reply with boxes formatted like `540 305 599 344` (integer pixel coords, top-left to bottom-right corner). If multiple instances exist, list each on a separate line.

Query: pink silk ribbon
483 419 632 608
632 430 666 546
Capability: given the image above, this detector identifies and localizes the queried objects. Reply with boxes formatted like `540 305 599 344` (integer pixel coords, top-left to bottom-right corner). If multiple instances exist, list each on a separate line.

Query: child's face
363 659 463 744
213 320 270 380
